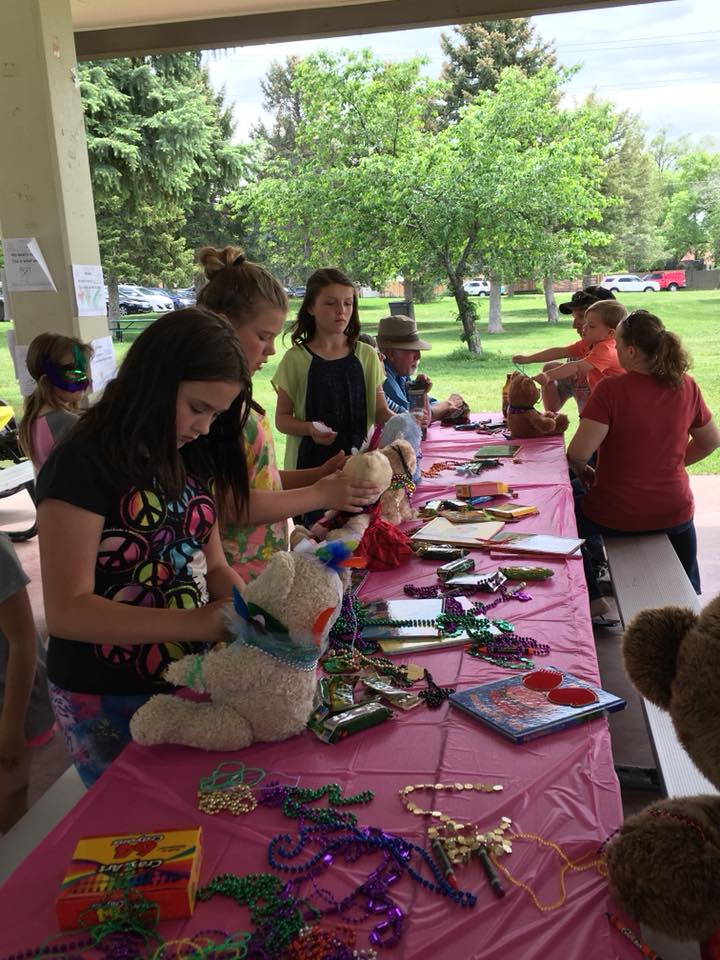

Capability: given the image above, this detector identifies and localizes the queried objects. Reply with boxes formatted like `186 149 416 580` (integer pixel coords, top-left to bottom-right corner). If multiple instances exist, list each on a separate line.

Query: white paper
89 335 117 393
72 263 106 316
1 237 57 292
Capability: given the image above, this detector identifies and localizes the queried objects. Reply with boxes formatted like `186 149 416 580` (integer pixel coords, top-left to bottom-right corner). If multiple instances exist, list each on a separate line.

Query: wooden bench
0 459 37 542
604 533 716 798
109 316 155 342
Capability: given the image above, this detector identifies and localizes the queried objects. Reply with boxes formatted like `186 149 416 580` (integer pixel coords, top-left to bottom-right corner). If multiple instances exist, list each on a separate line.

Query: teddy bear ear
623 606 698 708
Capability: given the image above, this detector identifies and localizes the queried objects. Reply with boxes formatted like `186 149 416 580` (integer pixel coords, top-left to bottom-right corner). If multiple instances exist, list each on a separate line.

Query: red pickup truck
642 270 686 291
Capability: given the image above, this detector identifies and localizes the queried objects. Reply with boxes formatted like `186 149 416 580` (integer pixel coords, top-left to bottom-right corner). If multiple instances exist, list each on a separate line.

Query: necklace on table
489 832 607 912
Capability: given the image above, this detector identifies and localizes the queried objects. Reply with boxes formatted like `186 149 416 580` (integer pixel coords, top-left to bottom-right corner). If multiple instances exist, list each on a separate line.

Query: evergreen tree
80 54 243 312
439 20 557 123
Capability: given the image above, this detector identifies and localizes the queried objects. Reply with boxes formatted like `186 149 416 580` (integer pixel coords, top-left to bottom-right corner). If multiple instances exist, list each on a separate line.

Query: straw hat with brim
376 315 432 351
559 286 615 315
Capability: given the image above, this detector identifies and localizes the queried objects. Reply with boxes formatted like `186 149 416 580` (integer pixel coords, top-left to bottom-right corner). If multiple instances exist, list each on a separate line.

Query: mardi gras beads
489 831 607 913
260 781 374 828
418 669 455 709
197 762 265 816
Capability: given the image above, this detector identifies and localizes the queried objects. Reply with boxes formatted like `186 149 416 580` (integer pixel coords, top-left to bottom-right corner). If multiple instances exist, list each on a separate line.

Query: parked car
175 287 196 307
600 275 661 293
143 286 184 309
641 270 686 291
116 285 154 315
135 286 175 311
463 279 491 297
289 286 307 298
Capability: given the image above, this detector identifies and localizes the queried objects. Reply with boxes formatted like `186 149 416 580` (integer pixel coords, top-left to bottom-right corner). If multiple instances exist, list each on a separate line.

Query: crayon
431 838 459 890
476 844 505 898
606 913 664 959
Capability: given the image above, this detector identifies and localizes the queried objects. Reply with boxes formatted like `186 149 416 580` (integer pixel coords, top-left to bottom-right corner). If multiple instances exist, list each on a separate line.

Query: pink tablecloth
0 422 637 959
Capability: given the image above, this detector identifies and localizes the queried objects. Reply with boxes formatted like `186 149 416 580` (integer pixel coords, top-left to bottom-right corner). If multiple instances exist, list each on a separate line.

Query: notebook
410 517 505 548
449 672 626 744
474 444 521 459
361 597 475 639
481 531 584 558
483 504 539 521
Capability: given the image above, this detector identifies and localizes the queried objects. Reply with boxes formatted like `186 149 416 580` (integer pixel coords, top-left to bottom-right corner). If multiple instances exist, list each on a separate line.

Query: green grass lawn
2 289 719 472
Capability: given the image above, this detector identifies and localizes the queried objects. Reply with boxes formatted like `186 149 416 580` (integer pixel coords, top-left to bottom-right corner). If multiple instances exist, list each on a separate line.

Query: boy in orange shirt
515 300 627 395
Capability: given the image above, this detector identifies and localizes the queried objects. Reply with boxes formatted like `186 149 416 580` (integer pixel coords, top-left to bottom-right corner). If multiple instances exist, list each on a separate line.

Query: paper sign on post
1 237 57 292
72 264 106 316
89 335 117 393
6 329 36 397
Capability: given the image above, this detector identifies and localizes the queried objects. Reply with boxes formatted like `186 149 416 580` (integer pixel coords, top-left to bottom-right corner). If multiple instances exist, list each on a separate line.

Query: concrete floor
2 478 718 958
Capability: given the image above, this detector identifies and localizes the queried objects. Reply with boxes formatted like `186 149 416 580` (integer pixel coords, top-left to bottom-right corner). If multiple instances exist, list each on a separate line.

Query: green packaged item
362 675 423 711
499 565 554 581
412 544 469 561
311 701 393 744
437 556 475 582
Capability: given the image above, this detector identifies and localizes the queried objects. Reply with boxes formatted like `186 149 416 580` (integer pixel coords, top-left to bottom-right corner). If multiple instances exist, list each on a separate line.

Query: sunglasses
522 669 598 707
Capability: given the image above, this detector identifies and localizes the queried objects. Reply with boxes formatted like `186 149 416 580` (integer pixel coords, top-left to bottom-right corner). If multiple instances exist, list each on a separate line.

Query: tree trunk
581 273 592 288
543 277 559 323
449 281 482 355
402 277 414 301
107 276 120 322
487 280 503 334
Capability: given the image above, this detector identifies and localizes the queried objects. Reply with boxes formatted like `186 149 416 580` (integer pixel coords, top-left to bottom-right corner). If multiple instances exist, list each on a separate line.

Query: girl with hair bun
568 309 720 619
197 247 378 581
19 333 93 471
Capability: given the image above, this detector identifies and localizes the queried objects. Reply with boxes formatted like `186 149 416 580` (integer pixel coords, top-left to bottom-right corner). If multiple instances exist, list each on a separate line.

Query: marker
606 913 664 959
430 838 459 890
476 844 505 898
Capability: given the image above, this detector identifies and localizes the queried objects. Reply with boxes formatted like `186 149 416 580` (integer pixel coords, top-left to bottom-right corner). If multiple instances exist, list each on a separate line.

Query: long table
0 423 637 958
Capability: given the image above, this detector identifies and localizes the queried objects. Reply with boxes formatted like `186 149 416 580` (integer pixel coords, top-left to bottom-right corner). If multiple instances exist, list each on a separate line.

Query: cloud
205 0 720 145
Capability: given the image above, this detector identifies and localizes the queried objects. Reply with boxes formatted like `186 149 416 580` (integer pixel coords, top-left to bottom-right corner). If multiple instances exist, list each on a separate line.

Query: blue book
449 671 626 744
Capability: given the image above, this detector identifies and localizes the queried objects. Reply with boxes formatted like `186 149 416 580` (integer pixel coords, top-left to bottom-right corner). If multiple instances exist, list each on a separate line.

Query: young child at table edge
514 300 627 397
272 268 392 473
197 247 381 582
0 533 54 833
36 308 252 787
18 333 93 473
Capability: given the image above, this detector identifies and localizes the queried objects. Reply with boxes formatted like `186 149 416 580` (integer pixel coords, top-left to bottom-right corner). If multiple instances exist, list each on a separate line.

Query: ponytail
621 311 689 388
197 245 288 326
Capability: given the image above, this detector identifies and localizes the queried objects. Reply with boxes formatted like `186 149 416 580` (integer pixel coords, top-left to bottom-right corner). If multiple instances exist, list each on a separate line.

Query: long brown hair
289 268 360 348
619 310 690 388
19 333 93 465
74 308 252 524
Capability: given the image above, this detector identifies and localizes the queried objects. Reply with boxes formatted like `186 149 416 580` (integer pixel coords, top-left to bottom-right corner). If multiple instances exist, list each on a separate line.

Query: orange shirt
566 337 624 392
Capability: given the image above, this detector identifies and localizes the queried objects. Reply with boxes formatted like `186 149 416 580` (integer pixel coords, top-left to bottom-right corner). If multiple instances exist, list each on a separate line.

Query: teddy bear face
341 449 394 491
381 439 417 480
508 372 540 407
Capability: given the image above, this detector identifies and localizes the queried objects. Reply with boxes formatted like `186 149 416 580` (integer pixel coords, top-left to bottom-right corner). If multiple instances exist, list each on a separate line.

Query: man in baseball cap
376 315 464 422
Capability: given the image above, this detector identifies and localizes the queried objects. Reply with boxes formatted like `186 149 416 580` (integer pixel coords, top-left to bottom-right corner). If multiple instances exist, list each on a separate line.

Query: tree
439 20 557 124
660 150 720 263
80 54 243 311
249 55 611 355
251 56 306 162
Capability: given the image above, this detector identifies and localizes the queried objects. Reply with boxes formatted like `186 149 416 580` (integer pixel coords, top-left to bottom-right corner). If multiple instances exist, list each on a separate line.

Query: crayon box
56 827 202 930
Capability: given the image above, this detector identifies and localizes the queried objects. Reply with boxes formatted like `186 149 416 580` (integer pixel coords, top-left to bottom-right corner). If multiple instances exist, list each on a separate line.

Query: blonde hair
196 245 288 327
19 333 92 463
586 300 628 330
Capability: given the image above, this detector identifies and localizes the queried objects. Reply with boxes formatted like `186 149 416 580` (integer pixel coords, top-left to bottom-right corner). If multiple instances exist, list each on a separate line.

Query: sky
205 0 720 146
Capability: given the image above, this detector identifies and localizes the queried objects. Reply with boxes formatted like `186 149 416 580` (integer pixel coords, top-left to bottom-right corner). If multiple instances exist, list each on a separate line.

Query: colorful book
480 531 584 558
449 673 626 744
410 516 505 548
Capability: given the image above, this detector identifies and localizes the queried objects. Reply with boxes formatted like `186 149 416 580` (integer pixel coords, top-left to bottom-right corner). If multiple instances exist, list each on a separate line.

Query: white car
463 279 491 296
135 286 175 311
600 275 660 293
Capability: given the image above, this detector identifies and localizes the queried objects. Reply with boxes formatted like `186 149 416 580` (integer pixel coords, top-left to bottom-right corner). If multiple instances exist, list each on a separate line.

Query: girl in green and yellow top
197 249 380 582
273 269 392 484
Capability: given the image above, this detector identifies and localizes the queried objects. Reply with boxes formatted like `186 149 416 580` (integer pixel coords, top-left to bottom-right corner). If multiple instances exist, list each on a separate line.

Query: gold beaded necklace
399 781 512 863
489 832 608 912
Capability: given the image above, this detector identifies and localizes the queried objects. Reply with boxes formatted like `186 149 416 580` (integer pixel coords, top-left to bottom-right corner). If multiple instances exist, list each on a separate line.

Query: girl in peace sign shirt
36 308 251 786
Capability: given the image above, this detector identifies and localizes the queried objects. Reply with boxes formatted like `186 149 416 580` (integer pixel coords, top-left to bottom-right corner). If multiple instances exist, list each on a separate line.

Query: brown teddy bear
603 595 720 955
506 372 569 438
377 438 417 525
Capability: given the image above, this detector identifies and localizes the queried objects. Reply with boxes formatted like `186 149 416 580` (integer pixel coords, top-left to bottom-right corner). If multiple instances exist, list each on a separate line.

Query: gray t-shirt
0 533 54 739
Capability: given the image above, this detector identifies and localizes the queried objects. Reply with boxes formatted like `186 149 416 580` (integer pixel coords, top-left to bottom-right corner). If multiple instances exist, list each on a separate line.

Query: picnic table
0 421 638 958
109 315 156 342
